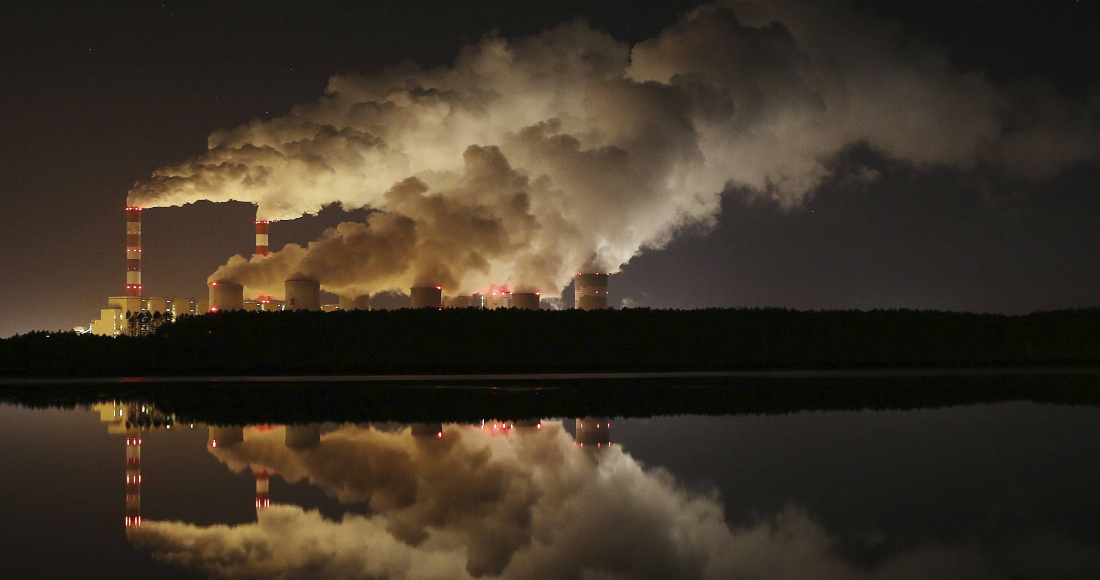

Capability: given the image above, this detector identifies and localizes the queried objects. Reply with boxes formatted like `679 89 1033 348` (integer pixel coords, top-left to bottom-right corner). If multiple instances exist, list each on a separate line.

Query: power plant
85 205 610 333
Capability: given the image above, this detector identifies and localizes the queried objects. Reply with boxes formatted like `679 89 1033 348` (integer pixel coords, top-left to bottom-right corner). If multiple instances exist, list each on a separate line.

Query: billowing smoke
128 423 1100 579
128 2 1099 298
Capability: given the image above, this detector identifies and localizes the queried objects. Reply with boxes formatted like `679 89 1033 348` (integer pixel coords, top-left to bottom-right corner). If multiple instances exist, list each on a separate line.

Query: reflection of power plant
97 402 335 528
576 417 612 449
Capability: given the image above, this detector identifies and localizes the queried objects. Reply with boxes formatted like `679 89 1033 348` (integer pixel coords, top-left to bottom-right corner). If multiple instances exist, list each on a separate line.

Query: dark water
1 392 1099 578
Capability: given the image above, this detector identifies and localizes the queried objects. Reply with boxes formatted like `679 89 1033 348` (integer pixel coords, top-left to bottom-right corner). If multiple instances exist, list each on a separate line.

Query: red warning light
437 432 442 438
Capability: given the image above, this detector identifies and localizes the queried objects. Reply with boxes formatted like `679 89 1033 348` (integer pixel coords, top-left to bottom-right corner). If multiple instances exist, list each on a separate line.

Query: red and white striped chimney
125 207 142 296
255 220 270 256
125 431 142 527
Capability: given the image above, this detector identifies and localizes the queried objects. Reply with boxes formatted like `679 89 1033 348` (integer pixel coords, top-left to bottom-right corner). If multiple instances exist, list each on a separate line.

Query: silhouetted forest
2 307 1099 377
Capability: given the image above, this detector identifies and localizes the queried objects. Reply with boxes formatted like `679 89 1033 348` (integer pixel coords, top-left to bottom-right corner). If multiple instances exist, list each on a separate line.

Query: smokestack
285 279 321 311
255 220 270 256
338 295 370 310
124 431 141 528
410 286 442 309
512 292 541 310
254 468 271 510
208 281 244 312
574 273 609 310
125 207 142 297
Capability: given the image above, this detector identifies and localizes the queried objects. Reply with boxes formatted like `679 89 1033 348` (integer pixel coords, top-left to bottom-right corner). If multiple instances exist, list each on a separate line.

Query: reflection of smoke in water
123 421 1100 580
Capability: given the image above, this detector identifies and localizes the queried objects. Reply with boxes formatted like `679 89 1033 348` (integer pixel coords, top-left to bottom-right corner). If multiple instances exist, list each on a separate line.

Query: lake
1 374 1098 579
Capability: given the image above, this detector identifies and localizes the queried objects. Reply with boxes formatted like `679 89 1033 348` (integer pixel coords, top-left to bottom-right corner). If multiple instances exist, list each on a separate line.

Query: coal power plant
85 205 612 334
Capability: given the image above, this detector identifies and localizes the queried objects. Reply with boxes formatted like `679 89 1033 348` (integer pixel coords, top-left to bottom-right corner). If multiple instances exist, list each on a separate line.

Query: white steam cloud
127 423 1100 579
127 2 1099 298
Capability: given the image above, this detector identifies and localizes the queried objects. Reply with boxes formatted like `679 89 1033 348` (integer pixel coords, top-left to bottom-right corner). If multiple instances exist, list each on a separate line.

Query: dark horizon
3 0 1099 337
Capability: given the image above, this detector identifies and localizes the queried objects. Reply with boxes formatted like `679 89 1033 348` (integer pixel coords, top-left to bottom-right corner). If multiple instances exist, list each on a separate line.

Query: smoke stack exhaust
125 207 142 296
574 273 609 310
410 286 443 309
255 220 269 256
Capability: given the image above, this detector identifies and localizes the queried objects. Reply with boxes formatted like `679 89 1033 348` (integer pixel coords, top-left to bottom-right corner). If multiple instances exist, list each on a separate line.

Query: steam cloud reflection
118 418 1100 580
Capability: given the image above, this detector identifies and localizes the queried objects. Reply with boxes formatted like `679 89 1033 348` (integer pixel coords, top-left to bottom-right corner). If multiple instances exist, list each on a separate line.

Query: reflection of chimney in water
208 426 244 448
254 468 271 510
576 418 611 449
125 430 142 527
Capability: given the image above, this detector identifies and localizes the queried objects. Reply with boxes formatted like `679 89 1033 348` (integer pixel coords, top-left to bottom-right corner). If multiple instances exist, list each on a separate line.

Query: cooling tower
339 295 371 310
285 279 321 311
410 286 442 309
125 207 142 296
512 292 541 310
576 418 611 447
485 291 511 309
208 281 244 312
574 273 609 310
255 220 270 256
444 295 472 308
284 424 321 448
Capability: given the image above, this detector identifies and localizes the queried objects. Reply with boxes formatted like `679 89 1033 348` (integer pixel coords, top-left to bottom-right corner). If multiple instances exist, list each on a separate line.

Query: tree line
2 307 1099 377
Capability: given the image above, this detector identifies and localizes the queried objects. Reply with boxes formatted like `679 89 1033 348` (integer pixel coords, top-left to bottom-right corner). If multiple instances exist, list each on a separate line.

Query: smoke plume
127 423 1100 579
128 2 1100 298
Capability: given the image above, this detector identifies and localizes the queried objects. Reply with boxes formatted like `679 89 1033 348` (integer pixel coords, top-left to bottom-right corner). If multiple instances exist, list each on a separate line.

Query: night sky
2 0 1099 337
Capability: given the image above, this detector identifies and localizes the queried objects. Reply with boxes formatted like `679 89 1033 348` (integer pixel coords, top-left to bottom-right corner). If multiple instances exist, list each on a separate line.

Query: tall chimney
125 207 143 296
255 220 270 256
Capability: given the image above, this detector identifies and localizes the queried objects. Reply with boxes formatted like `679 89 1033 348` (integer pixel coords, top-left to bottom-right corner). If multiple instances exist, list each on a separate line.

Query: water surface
1 391 1098 579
